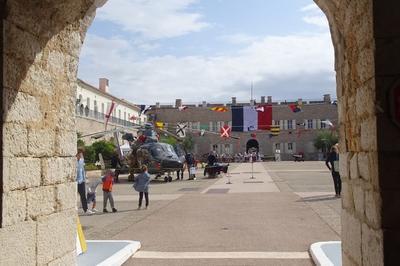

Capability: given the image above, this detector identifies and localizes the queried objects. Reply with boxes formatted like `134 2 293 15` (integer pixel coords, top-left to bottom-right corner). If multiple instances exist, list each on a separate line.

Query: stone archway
246 139 259 153
2 0 399 265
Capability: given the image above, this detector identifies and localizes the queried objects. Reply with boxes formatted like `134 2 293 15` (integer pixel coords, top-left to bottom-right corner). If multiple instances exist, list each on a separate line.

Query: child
133 165 151 210
102 170 117 213
86 178 102 212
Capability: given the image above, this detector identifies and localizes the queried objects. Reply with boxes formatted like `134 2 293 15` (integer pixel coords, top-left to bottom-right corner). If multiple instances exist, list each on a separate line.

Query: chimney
261 96 266 104
202 101 207 108
175 99 182 107
267 96 272 104
298 98 303 105
156 102 160 108
99 78 109 93
323 94 331 103
231 97 237 105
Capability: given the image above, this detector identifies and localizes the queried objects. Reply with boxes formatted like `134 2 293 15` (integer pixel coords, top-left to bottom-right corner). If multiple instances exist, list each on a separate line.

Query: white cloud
78 32 335 104
219 33 260 45
300 3 329 29
300 3 320 12
96 0 209 39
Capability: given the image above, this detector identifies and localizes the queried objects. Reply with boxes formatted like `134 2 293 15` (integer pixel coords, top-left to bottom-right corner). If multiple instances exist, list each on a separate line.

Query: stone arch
246 139 259 153
2 0 399 265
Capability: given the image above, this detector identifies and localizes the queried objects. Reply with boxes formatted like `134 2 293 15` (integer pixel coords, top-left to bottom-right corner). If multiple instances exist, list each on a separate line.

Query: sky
78 0 335 105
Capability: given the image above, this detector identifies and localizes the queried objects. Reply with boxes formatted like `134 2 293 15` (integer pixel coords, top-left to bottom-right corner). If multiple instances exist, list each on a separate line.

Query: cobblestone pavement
79 161 341 265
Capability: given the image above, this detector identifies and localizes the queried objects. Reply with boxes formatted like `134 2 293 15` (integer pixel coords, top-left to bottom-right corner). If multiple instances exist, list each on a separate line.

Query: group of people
76 150 151 215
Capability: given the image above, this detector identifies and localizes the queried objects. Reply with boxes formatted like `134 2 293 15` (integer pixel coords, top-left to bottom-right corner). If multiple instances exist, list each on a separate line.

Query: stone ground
79 161 341 265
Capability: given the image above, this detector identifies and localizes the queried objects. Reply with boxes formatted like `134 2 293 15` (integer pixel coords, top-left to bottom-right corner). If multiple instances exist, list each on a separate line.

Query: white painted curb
87 240 141 266
310 241 341 266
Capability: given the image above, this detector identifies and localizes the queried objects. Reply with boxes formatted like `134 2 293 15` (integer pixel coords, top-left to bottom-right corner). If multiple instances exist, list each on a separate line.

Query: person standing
325 145 341 197
76 150 93 215
134 165 151 210
102 170 117 213
111 151 122 183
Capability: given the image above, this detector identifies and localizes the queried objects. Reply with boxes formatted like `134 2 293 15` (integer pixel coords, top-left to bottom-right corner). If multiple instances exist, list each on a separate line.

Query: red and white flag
105 101 116 130
220 125 231 138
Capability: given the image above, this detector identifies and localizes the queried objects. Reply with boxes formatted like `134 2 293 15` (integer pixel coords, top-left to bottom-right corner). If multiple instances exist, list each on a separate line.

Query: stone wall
1 1 98 264
314 0 400 265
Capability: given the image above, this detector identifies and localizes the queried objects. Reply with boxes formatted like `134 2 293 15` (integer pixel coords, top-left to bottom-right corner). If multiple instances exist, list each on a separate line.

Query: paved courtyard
79 161 341 265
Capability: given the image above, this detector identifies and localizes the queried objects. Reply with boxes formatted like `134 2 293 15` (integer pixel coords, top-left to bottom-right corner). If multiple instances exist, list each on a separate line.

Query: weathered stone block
55 130 77 156
3 157 41 192
360 117 377 151
342 209 362 265
28 128 55 157
357 152 370 181
42 157 76 185
352 184 365 217
365 189 382 229
339 152 349 179
27 186 55 219
37 210 77 265
349 153 359 179
3 123 28 157
355 82 375 118
4 20 42 63
56 182 77 211
3 88 42 123
2 190 27 226
0 221 36 266
362 223 383 266
342 181 354 210
47 251 76 266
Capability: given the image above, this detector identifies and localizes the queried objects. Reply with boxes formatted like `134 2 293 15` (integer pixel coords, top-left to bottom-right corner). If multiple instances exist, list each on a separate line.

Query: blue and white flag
232 106 258 132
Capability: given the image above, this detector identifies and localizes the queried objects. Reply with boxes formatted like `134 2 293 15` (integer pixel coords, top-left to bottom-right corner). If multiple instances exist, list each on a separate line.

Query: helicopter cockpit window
164 145 175 153
151 146 163 157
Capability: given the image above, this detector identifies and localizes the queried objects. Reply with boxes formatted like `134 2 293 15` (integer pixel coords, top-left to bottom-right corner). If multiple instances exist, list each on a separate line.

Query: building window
321 120 326 129
275 120 280 126
307 119 313 129
288 120 293 129
101 103 105 114
212 144 218 151
288 143 293 151
86 97 90 109
118 110 121 119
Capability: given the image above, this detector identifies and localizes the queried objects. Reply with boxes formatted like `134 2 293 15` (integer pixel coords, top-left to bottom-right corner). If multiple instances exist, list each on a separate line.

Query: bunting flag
289 103 302 113
129 115 137 121
199 129 205 136
210 106 228 112
220 125 231 138
258 104 272 130
232 105 272 132
178 106 188 111
270 125 280 136
155 121 164 129
105 101 116 130
176 123 187 138
321 119 334 128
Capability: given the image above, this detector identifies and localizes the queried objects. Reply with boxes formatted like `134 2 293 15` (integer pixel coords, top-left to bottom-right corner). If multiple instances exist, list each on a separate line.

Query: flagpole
251 81 253 105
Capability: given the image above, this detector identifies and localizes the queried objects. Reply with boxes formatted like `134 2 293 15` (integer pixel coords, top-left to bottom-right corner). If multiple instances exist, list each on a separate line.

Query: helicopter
80 123 184 183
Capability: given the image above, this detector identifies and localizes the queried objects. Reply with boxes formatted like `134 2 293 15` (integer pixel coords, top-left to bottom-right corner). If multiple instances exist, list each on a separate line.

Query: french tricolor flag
232 105 272 132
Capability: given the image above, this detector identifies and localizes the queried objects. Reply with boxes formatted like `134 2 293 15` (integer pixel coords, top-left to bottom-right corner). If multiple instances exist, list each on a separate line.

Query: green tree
159 135 177 146
77 132 85 148
182 135 194 152
314 130 339 154
92 140 116 161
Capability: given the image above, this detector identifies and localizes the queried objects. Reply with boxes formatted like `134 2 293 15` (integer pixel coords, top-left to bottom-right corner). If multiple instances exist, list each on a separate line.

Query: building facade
76 78 146 143
148 95 337 161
